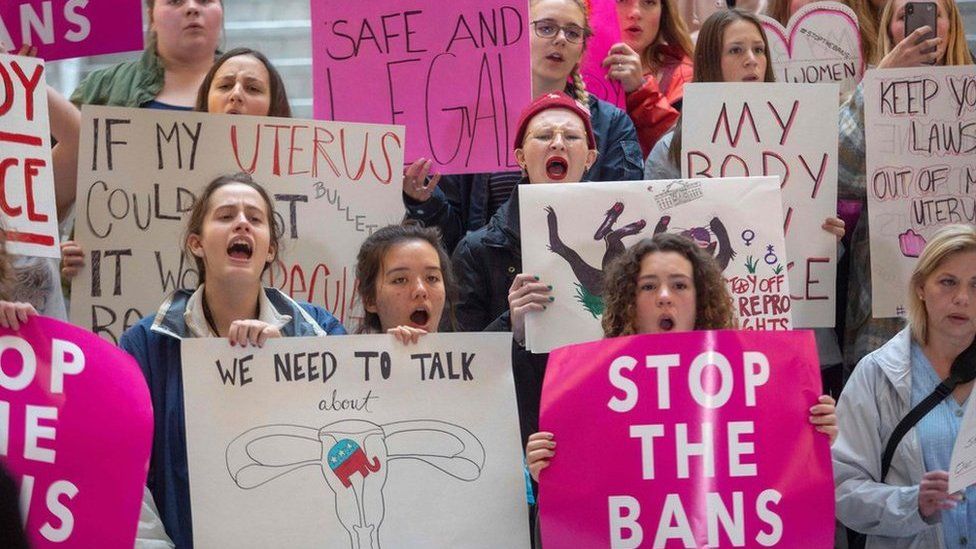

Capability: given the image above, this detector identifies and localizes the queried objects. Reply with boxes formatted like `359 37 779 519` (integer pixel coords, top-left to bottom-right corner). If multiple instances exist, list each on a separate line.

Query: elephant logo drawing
226 419 485 549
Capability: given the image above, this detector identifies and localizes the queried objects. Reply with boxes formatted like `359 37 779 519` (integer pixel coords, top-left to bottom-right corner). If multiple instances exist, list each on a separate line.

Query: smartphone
904 1 937 62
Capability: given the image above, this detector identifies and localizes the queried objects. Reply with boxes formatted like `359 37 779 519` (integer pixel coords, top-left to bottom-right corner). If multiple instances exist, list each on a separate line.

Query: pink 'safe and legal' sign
1 1 143 61
0 316 152 548
311 0 532 174
539 330 834 548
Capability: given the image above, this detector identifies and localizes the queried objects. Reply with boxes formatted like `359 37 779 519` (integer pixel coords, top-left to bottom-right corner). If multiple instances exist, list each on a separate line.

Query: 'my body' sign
311 0 531 174
539 330 834 548
0 54 60 259
682 83 839 329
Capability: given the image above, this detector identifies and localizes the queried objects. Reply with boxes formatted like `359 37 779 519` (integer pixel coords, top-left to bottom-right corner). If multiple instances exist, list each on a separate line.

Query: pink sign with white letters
1 1 143 61
310 0 531 174
539 330 834 548
0 316 152 548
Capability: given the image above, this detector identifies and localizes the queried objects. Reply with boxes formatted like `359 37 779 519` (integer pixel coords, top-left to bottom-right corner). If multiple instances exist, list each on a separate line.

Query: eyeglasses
530 19 590 44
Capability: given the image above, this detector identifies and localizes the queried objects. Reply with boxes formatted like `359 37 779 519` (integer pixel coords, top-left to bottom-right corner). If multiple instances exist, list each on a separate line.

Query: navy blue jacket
119 288 345 549
407 94 643 253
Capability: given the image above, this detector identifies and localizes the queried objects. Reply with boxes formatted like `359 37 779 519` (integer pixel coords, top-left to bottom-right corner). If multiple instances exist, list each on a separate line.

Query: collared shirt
911 343 976 548
183 285 293 338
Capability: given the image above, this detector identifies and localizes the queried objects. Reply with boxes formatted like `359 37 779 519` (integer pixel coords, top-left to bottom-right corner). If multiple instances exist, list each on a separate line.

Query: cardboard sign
0 54 60 258
0 1 142 61
0 316 153 548
759 2 864 97
70 106 405 342
539 330 834 548
520 177 792 353
580 0 626 109
681 82 839 328
864 66 976 318
181 333 530 548
311 0 531 174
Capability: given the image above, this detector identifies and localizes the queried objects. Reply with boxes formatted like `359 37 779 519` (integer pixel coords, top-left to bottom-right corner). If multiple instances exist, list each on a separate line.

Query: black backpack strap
880 381 954 481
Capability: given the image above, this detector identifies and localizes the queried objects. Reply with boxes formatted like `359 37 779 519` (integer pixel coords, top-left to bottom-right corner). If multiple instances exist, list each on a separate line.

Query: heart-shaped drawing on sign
759 1 864 96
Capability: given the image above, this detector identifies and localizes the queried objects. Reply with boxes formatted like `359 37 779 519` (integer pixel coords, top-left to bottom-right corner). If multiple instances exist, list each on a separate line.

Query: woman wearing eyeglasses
402 0 643 254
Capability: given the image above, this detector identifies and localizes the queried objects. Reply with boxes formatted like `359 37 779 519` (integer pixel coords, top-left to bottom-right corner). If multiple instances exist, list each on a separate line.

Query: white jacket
833 328 944 548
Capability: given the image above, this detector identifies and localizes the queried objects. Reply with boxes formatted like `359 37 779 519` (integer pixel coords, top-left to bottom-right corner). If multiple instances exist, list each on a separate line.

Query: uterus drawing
225 419 486 549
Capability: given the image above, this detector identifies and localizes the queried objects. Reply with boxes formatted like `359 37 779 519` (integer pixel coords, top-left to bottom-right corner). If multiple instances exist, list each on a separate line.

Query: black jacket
408 93 644 253
452 183 548 445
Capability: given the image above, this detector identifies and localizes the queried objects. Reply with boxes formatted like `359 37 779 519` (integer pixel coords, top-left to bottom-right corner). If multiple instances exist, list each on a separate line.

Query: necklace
202 295 221 336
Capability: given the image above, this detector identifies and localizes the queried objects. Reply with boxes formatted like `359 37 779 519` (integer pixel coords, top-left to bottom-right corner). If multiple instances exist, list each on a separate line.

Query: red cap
513 92 596 151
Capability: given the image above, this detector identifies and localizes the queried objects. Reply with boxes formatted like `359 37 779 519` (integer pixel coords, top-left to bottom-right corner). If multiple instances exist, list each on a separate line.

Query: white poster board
521 177 791 353
759 2 864 97
70 106 405 342
864 66 976 318
0 53 60 258
681 82 838 328
182 333 530 548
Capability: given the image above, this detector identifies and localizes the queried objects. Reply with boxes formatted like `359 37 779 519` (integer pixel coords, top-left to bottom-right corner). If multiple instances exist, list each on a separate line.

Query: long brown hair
668 9 775 167
602 233 735 337
195 48 292 117
639 0 694 70
182 172 282 285
355 223 458 334
879 0 974 66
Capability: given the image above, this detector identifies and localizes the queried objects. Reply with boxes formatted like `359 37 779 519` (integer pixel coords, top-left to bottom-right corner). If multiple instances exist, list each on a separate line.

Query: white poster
682 82 838 328
0 53 60 258
759 2 864 97
70 106 405 342
865 66 976 318
182 333 530 548
521 177 791 353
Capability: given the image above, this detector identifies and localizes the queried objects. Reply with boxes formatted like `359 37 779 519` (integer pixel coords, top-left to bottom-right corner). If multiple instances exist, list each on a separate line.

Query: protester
355 223 457 343
840 0 973 370
71 0 223 109
605 0 694 155
61 47 292 281
118 173 345 548
402 0 643 254
526 232 839 482
834 224 976 547
195 47 291 117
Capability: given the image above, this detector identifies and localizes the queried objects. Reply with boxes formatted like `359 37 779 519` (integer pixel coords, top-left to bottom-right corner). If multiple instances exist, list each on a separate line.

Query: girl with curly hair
526 232 838 484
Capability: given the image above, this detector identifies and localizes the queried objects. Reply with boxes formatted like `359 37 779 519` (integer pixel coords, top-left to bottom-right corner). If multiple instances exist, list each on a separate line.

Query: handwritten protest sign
0 316 152 548
70 106 405 342
182 333 529 548
580 0 625 109
1 1 142 61
521 177 791 353
539 330 834 548
0 54 60 259
864 66 976 318
950 386 976 493
310 0 531 174
759 2 864 97
682 83 838 328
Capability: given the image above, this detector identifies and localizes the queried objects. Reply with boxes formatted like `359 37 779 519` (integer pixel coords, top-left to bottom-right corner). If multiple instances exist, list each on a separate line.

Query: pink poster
581 0 626 108
539 330 834 548
0 1 143 61
310 0 531 174
0 316 152 548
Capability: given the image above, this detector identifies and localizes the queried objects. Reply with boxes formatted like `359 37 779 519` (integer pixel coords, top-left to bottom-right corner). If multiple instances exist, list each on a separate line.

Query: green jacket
70 42 164 107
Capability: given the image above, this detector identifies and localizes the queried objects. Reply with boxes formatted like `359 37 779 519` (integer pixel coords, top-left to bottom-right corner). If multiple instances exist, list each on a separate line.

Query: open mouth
410 308 430 326
742 75 759 82
546 157 569 181
658 316 675 332
227 240 253 260
546 52 564 62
